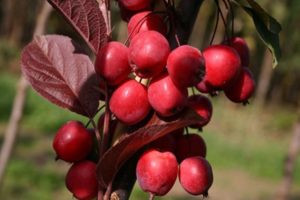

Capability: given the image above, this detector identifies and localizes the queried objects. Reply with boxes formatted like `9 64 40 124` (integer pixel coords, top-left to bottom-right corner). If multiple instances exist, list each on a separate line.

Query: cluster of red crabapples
52 0 256 199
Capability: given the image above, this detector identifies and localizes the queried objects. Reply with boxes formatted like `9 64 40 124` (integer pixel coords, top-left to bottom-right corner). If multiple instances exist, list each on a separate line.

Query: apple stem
149 193 155 200
98 189 104 200
100 82 111 157
213 0 230 41
104 182 113 200
209 5 220 45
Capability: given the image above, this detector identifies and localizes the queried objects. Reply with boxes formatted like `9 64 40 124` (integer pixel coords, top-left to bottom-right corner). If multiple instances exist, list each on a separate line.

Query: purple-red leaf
21 35 101 117
47 0 108 54
97 109 203 188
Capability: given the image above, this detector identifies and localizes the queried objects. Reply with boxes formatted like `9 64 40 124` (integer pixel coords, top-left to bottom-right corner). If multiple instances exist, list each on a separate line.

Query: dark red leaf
21 35 101 117
96 109 203 188
47 0 108 54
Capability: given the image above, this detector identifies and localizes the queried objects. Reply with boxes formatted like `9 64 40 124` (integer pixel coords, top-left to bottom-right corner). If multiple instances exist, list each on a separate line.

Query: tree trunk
0 1 53 187
276 117 300 200
254 49 273 106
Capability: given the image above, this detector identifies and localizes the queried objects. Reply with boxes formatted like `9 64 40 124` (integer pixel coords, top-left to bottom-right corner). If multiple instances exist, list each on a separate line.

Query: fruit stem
149 193 155 200
214 0 230 41
209 4 220 45
104 182 113 200
100 82 111 157
98 189 104 200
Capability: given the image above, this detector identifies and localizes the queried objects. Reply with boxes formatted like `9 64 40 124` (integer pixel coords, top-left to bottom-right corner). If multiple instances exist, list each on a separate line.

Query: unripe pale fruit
203 45 241 89
224 67 255 103
225 37 250 67
129 31 170 78
175 133 207 163
119 0 152 11
109 79 151 125
148 73 188 117
188 95 213 128
136 149 178 196
95 42 131 85
53 121 93 163
167 45 205 88
179 157 213 196
65 161 98 200
128 11 167 40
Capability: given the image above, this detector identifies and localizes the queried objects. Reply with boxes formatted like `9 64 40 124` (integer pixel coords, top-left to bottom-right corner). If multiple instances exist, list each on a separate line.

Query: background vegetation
0 0 299 199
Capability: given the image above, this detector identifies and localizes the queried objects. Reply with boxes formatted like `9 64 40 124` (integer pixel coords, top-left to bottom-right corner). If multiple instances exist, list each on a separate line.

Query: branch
276 117 300 200
0 1 52 187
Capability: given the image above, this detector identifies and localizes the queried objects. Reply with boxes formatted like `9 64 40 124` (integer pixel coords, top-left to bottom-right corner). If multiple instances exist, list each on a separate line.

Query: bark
255 49 273 106
276 118 300 200
0 1 52 187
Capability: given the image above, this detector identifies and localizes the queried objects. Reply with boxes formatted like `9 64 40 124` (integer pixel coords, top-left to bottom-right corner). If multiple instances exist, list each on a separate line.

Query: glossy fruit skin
188 95 213 128
118 1 149 22
203 45 241 89
148 73 188 117
128 11 167 40
226 37 250 67
136 149 178 196
119 0 152 11
179 156 213 196
129 31 170 78
167 45 205 88
95 42 131 86
53 121 93 162
109 79 151 125
65 161 98 200
224 67 255 103
175 134 207 163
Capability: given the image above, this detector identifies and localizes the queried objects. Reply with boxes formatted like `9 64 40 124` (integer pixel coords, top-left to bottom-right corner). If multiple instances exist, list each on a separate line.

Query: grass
0 72 300 199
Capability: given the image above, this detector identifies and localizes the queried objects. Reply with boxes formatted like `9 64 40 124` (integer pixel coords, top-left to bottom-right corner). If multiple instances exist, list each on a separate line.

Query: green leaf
233 0 282 68
245 0 282 34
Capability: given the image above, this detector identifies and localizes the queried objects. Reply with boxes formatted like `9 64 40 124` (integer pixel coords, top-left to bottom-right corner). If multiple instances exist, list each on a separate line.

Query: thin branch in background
0 1 53 187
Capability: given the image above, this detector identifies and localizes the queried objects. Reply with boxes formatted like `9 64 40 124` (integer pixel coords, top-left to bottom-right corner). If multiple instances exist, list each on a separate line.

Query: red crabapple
136 149 178 197
95 42 131 86
118 1 149 22
203 45 241 89
224 67 255 103
119 0 152 11
128 11 167 40
225 37 250 67
109 79 151 125
53 121 93 163
188 94 213 128
175 133 207 163
65 161 98 200
179 157 213 196
148 73 188 117
129 31 170 78
167 45 205 88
